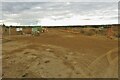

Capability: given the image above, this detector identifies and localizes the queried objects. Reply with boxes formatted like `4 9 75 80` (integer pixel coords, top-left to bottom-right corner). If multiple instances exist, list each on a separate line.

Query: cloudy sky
1 2 118 26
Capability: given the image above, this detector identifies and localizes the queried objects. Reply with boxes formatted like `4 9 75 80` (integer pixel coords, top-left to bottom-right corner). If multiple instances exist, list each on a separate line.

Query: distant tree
10 25 12 27
2 24 5 27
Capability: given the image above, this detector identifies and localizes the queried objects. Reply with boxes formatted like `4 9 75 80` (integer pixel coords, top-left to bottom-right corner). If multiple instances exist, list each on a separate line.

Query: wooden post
9 26 11 39
107 26 113 39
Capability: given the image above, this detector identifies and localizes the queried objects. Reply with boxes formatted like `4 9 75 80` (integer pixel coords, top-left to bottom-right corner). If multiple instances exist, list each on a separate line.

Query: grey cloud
2 0 120 2
2 2 118 25
2 2 40 13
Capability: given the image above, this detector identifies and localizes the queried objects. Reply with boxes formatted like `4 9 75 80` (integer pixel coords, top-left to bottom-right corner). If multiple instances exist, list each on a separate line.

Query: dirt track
2 28 118 78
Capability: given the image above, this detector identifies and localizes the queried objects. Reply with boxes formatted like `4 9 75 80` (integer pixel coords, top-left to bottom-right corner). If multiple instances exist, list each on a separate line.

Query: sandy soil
2 28 118 78
0 27 2 78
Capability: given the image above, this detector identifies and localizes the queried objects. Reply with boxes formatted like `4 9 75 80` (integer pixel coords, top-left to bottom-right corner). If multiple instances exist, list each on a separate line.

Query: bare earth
2 28 118 78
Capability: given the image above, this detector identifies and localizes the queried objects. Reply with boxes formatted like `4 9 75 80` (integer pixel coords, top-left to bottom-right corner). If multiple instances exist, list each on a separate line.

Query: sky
1 1 119 26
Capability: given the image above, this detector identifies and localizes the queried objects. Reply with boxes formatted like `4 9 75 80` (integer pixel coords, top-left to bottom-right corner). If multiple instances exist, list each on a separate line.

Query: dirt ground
0 27 2 78
2 28 118 78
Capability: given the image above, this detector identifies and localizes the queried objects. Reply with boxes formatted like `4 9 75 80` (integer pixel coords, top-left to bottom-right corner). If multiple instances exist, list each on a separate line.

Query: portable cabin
32 26 42 36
